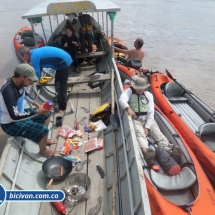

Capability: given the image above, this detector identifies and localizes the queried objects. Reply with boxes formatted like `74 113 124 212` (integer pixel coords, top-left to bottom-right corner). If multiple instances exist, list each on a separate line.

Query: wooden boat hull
150 71 215 186
144 105 215 214
14 26 45 60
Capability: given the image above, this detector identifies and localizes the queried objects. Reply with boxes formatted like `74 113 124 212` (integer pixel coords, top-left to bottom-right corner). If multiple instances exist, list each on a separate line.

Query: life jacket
128 87 148 116
79 14 93 34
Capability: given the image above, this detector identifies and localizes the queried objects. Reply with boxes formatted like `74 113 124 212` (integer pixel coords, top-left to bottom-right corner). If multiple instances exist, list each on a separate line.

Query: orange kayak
108 36 127 57
143 104 215 214
149 70 215 187
14 26 45 61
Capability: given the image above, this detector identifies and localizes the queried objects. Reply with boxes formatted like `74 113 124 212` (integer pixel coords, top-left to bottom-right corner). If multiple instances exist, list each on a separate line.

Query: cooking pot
42 156 73 188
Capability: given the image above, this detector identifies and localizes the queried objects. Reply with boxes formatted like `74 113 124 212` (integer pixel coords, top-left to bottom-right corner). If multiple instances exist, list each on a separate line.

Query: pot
42 156 73 188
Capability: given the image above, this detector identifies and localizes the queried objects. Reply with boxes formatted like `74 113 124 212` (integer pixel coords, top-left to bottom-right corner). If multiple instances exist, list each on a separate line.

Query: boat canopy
22 0 120 19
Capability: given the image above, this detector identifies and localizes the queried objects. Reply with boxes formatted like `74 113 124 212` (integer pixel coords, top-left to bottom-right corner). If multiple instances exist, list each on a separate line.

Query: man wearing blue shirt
19 46 72 112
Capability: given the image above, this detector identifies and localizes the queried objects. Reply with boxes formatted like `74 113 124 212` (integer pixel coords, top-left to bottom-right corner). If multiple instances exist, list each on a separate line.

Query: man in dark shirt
0 64 56 157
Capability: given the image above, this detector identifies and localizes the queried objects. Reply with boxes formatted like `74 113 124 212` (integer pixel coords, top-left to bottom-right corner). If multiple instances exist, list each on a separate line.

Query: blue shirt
30 46 73 78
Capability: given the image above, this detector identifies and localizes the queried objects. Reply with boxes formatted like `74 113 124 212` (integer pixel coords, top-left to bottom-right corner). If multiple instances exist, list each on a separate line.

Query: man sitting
0 64 56 157
118 77 182 174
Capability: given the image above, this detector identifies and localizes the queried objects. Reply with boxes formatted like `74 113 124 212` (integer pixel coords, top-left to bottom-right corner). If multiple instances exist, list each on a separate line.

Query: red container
43 100 53 110
51 202 66 214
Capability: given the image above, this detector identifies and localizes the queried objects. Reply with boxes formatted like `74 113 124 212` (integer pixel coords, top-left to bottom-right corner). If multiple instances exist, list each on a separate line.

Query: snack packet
58 125 77 138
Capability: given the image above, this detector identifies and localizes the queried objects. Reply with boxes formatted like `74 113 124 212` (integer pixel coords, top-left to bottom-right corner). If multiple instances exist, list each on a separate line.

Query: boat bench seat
36 74 111 86
150 167 196 191
164 82 188 102
198 123 215 151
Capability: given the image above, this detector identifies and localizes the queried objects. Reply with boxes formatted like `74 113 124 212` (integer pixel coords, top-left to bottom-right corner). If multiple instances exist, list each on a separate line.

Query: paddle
111 69 117 215
110 114 123 215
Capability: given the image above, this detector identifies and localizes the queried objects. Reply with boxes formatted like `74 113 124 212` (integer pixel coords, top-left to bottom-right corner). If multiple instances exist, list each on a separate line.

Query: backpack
87 71 106 89
155 147 181 176
89 103 111 126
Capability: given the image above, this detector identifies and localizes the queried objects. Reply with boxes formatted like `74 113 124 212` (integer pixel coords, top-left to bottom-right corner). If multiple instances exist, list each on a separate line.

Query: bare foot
39 149 56 157
46 139 57 145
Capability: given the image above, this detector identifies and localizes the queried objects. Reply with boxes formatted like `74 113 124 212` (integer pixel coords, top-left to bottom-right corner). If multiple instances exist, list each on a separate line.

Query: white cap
123 79 131 85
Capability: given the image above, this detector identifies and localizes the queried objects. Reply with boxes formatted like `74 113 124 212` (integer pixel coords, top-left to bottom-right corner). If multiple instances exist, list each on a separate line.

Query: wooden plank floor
39 66 107 215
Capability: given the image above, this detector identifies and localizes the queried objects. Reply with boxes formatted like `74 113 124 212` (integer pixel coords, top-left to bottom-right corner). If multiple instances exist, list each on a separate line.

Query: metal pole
97 12 100 24
102 12 104 31
56 15 59 26
49 16 53 34
111 19 114 58
40 22 47 44
30 19 38 48
106 13 108 38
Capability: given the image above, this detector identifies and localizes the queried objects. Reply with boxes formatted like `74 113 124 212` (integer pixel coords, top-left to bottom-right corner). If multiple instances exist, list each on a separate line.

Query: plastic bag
58 125 77 138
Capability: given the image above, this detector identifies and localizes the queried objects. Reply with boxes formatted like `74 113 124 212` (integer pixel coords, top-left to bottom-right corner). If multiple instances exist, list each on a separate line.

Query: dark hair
14 71 22 78
136 38 144 48
65 25 75 34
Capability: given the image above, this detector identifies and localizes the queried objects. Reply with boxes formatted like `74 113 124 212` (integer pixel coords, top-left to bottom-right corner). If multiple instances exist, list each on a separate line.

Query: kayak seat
20 37 36 46
198 123 215 150
20 30 34 39
164 82 188 102
150 166 196 191
199 123 215 136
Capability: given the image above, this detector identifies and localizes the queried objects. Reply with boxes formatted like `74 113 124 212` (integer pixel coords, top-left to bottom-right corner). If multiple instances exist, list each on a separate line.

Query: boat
143 104 215 215
14 26 45 61
0 1 152 215
149 70 215 187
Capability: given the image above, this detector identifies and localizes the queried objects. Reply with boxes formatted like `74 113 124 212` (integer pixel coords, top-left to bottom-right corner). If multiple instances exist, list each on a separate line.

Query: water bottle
70 102 75 114
43 100 53 111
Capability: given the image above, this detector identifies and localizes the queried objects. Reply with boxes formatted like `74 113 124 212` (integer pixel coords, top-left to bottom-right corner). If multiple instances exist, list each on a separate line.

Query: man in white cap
0 63 56 157
119 77 182 167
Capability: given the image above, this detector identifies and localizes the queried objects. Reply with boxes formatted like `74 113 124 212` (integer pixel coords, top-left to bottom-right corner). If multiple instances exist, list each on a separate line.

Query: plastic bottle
75 118 79 130
51 202 67 214
43 100 53 110
96 164 105 178
70 102 75 114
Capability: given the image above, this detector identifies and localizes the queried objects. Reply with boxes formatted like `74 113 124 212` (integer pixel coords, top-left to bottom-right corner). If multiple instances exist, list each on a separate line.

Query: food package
58 125 77 138
84 138 104 153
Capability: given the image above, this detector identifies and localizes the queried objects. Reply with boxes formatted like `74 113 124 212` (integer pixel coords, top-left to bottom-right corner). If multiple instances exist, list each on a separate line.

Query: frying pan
42 156 73 188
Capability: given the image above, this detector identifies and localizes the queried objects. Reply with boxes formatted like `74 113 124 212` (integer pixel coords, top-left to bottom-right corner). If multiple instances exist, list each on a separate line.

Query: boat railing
29 11 115 49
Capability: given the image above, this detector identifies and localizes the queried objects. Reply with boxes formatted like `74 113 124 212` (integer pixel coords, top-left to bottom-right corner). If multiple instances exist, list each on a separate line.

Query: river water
0 0 214 155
